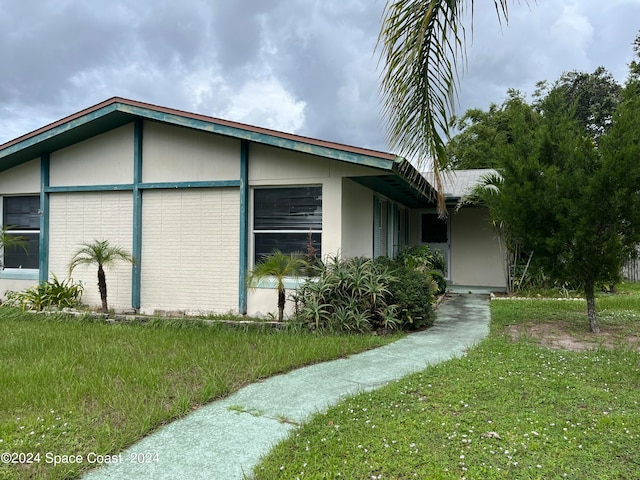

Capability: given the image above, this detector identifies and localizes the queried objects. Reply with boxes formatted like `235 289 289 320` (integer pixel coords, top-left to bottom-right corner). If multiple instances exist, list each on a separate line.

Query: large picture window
253 186 322 263
2 196 40 270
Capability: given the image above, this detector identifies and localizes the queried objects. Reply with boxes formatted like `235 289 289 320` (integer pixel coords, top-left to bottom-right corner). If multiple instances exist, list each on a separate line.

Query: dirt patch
506 322 640 352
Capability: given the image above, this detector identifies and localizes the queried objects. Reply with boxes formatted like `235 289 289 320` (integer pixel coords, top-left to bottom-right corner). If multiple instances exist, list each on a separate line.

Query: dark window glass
3 196 40 269
254 187 322 264
255 232 321 262
254 187 322 231
3 196 40 230
421 213 448 243
4 233 39 269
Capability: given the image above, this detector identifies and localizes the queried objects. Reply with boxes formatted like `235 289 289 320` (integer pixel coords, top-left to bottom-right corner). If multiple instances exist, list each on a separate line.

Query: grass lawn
253 283 640 479
0 310 398 480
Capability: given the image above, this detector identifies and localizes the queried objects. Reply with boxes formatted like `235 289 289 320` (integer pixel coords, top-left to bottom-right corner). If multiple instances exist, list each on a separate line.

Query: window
421 213 448 243
253 186 322 263
2 196 40 269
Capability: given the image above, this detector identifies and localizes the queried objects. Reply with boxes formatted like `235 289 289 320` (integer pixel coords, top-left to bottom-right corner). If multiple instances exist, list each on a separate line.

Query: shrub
385 264 437 329
396 245 447 294
293 253 441 333
3 274 84 312
293 256 398 333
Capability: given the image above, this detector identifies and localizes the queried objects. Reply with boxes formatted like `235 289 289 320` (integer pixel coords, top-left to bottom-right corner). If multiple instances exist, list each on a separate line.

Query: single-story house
0 98 505 317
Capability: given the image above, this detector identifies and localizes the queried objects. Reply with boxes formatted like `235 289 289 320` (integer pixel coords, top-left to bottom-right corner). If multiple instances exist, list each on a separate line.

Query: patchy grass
0 308 398 480
494 282 640 351
252 283 640 479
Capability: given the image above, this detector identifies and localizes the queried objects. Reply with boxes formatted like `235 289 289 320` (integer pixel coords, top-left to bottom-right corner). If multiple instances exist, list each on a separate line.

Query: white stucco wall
50 125 134 186
0 159 40 193
139 188 240 315
142 121 240 182
341 178 373 258
246 144 386 317
0 279 39 299
450 207 506 289
48 192 134 310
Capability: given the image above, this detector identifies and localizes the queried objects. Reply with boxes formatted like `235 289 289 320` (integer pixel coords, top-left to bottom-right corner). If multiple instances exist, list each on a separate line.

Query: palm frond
378 0 509 213
68 239 133 274
246 250 307 291
455 171 503 211
0 226 28 252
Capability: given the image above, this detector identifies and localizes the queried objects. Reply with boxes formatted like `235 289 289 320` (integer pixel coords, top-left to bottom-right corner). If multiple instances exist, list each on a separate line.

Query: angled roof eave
392 156 438 205
0 97 399 173
0 98 438 206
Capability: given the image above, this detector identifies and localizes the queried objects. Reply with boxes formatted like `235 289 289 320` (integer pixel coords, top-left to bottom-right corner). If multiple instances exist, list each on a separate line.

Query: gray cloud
1 0 639 153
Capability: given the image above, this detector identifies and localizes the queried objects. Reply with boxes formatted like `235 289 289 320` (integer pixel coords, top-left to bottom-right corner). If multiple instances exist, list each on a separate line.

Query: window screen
254 187 322 263
3 196 40 230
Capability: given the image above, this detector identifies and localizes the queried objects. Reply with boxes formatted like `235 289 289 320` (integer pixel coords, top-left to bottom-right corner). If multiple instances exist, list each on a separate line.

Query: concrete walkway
83 294 490 480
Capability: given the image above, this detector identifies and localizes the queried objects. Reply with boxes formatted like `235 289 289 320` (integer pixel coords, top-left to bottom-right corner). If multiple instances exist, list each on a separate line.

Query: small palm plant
68 239 134 313
247 250 308 322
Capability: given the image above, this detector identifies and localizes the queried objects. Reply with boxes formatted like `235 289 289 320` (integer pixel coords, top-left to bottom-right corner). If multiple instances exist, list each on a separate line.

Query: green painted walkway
82 294 490 480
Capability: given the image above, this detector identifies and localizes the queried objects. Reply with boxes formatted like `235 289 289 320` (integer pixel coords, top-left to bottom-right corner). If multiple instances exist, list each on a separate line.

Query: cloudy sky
1 0 639 152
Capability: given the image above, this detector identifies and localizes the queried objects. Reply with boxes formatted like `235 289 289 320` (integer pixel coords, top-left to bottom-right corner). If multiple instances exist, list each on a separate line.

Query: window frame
252 185 322 267
1 195 40 273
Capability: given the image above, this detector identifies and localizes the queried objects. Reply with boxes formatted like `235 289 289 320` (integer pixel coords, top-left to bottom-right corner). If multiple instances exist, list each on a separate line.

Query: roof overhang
0 97 436 204
350 158 436 208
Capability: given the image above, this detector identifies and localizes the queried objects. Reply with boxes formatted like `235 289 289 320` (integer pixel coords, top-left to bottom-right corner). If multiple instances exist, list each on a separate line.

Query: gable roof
0 97 435 207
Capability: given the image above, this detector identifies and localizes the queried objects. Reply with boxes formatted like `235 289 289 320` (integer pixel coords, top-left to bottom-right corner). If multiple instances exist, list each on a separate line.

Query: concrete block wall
140 188 240 315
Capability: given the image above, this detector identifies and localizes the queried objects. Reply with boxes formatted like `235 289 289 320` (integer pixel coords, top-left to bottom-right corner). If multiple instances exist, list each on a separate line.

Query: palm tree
378 0 510 213
247 250 308 322
68 239 134 313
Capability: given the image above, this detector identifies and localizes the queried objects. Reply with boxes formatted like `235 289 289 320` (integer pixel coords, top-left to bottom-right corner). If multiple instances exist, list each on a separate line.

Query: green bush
386 264 437 329
293 256 398 333
396 245 447 294
3 274 84 311
293 253 439 333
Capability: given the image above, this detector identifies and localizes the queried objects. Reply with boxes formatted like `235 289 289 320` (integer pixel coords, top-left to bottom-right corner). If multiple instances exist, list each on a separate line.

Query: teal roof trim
0 97 435 202
115 103 394 170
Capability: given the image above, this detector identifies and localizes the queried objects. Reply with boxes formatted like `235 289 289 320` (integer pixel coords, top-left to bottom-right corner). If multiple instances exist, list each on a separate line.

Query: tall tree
496 88 640 333
447 89 540 169
539 67 622 142
378 0 510 212
451 44 640 332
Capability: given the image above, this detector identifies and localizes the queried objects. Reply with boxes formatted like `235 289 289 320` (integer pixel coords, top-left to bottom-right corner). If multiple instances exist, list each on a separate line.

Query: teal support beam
132 119 143 309
38 154 50 283
239 140 249 314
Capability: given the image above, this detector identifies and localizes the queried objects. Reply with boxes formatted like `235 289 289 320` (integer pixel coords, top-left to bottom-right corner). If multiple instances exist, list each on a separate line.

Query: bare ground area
506 321 640 352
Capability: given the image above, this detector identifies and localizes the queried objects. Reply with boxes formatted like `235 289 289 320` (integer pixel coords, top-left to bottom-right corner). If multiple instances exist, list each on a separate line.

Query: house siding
139 188 240 315
49 125 134 186
142 121 240 183
341 178 374 258
450 207 505 289
0 158 40 193
48 192 134 309
0 99 443 317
